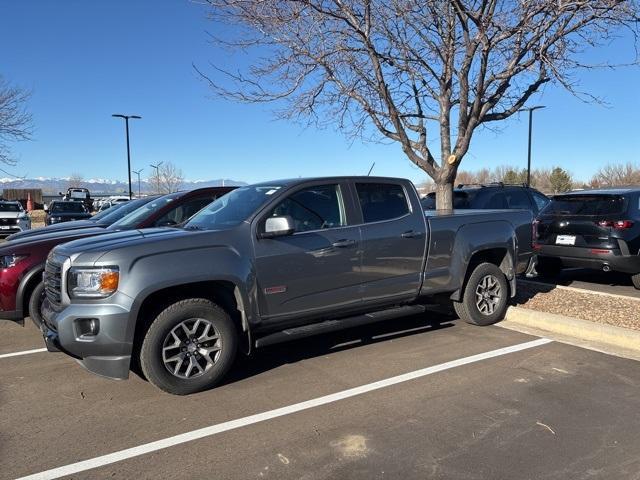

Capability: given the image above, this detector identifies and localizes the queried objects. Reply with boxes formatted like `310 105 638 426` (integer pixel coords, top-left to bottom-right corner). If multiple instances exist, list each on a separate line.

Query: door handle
401 230 422 239
332 239 356 248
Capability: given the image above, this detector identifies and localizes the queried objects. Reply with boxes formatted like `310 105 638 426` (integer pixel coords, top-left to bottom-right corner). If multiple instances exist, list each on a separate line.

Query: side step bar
254 304 427 348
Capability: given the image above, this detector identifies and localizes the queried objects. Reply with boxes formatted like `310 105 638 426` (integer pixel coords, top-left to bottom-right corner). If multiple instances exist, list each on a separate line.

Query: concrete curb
502 306 640 358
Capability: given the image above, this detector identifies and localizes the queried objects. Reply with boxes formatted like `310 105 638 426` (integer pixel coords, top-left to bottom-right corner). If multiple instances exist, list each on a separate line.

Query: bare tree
149 162 184 193
199 0 638 208
68 173 84 188
0 76 32 173
591 162 640 187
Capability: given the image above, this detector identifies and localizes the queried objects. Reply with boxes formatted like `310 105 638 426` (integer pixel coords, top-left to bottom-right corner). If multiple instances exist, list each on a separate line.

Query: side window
504 189 532 209
356 183 410 223
267 184 346 233
531 191 550 212
155 197 215 226
485 192 507 209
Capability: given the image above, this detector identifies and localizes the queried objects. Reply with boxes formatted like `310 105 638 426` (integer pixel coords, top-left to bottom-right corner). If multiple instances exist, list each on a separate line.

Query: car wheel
454 262 509 326
536 257 562 277
28 281 46 329
140 298 238 395
632 273 640 290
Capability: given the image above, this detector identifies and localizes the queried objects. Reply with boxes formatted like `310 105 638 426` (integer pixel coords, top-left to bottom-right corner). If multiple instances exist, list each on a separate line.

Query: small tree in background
68 173 84 188
591 162 640 187
149 162 184 193
0 76 32 175
548 167 574 193
201 1 639 209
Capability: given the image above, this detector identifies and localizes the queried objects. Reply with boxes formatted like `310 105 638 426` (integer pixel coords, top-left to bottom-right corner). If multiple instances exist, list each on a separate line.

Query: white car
0 200 31 235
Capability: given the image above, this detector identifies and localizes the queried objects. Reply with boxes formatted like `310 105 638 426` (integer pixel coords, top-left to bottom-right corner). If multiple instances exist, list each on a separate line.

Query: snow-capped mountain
0 177 247 194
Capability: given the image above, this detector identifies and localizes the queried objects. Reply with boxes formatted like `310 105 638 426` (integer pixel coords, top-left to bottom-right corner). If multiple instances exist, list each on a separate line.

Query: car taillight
598 220 634 229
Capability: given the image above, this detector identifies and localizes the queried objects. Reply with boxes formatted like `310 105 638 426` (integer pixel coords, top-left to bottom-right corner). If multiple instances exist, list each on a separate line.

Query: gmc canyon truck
41 177 534 395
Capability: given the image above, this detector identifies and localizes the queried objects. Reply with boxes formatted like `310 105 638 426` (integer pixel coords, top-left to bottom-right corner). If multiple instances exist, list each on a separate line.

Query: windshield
50 202 86 213
421 191 476 210
107 193 181 230
185 185 283 230
0 202 22 212
542 194 627 216
96 196 158 226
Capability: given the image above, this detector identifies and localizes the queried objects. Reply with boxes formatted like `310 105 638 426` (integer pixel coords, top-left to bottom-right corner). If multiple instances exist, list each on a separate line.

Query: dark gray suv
422 183 550 214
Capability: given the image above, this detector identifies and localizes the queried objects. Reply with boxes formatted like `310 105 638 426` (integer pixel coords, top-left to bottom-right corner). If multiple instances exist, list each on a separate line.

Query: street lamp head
112 114 126 119
130 115 142 119
112 114 142 119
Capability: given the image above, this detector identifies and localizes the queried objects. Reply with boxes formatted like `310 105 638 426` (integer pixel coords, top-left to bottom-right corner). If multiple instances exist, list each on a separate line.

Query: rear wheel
28 281 46 329
140 298 238 395
536 257 562 277
632 273 640 290
454 262 509 326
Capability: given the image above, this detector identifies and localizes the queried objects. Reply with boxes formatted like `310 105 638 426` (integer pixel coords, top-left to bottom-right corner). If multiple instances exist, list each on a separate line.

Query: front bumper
536 244 640 275
41 297 134 380
0 222 30 236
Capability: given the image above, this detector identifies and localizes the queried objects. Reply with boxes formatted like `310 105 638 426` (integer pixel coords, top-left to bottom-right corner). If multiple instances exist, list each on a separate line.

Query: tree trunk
435 181 453 210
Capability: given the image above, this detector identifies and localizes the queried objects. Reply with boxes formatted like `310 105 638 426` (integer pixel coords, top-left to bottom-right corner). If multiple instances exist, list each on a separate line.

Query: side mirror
261 216 295 238
44 204 48 212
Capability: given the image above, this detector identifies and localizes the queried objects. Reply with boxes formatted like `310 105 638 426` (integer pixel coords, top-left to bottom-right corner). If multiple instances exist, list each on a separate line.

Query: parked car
534 188 640 289
40 176 535 395
45 200 92 225
0 200 31 236
421 183 550 215
6 197 153 242
0 187 234 327
97 196 130 212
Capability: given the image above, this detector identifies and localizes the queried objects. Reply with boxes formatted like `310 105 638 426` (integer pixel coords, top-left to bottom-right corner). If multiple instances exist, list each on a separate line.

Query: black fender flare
16 263 45 318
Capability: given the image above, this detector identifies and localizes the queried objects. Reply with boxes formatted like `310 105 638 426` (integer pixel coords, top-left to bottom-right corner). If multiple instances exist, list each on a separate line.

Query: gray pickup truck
42 177 534 395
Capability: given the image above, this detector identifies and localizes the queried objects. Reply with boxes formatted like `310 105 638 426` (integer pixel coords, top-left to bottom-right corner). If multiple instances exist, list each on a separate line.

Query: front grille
0 218 17 225
44 257 63 305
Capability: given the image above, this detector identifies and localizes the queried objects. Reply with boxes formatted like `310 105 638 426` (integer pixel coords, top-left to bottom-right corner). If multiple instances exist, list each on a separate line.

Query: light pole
132 168 143 198
112 114 142 199
149 161 164 194
519 106 545 187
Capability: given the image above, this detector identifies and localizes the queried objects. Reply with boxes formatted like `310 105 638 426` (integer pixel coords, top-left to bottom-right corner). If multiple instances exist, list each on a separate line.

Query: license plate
0 226 10 230
556 235 576 246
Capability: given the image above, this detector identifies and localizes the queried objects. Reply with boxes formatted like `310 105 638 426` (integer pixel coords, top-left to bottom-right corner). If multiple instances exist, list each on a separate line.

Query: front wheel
454 262 509 326
632 273 640 290
140 299 238 395
28 281 46 329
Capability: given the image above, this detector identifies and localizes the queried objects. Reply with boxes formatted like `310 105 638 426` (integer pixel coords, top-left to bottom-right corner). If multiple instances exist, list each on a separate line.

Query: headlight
0 254 28 269
49 216 62 223
68 267 119 298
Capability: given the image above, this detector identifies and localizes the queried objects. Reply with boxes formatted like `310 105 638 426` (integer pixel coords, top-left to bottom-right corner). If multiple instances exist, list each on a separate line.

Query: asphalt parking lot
2 312 640 480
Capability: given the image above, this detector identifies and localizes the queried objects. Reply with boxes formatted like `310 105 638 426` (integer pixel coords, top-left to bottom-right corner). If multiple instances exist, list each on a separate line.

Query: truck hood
54 227 232 265
0 226 107 254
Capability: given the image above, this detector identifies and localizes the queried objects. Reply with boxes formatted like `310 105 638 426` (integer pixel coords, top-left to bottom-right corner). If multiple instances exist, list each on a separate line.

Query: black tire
140 298 238 395
454 262 509 326
536 257 562 278
28 281 46 329
632 273 640 290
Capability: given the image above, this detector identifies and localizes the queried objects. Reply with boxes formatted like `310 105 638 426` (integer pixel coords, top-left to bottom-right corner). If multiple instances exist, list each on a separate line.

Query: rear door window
504 189 532 209
356 183 409 222
543 195 627 216
484 192 507 209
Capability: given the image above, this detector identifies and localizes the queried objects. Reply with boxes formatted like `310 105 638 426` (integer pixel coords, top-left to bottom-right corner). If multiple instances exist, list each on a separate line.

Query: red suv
0 187 234 327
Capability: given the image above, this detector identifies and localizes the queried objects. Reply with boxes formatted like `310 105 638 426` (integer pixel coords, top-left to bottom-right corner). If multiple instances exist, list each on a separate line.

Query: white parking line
17 337 552 480
0 347 47 359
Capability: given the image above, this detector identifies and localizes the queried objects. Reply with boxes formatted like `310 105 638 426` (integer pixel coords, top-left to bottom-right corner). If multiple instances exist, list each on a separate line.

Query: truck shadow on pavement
220 311 456 387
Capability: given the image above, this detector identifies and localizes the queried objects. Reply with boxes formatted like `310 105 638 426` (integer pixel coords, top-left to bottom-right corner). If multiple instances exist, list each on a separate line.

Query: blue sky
1 0 638 185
